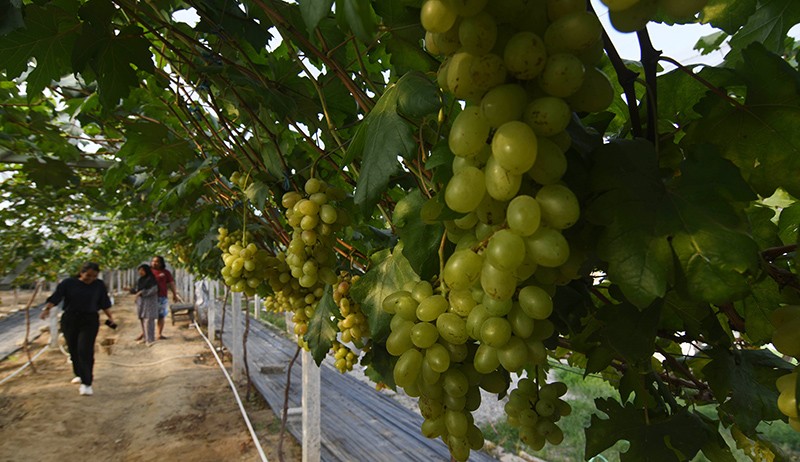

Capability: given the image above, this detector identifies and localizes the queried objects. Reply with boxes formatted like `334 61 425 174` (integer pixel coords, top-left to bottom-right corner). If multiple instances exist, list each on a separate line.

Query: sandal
158 335 168 340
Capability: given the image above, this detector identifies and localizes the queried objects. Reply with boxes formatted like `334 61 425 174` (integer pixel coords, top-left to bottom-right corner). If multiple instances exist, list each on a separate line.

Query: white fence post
232 291 244 381
302 350 321 462
208 280 217 342
48 303 61 348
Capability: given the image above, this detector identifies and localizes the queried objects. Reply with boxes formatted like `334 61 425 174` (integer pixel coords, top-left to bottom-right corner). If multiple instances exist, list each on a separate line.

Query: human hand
39 307 51 320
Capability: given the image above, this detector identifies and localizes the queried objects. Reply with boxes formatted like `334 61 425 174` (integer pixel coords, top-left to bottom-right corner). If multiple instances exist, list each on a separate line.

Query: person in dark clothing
40 262 114 396
131 264 159 345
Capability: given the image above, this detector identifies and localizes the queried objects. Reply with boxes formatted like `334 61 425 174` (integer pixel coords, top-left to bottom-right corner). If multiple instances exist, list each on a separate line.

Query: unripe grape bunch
217 227 274 297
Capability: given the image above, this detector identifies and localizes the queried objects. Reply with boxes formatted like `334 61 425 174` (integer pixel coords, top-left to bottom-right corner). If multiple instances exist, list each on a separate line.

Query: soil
0 291 302 462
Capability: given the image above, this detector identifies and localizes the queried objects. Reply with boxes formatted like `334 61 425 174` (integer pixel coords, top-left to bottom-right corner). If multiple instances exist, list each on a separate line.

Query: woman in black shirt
40 262 114 396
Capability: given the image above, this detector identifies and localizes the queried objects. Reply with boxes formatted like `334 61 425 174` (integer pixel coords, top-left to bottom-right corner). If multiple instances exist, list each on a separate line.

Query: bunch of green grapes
262 251 324 341
331 340 359 373
504 377 571 450
601 0 708 32
217 227 274 297
230 170 249 190
333 273 370 346
281 178 347 289
776 371 800 432
771 305 800 358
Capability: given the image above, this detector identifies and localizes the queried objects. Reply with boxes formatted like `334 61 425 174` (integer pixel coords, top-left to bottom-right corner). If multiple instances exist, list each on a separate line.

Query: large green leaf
685 43 800 198
596 303 660 367
736 276 782 345
352 85 416 214
702 348 792 434
298 0 334 34
306 285 338 365
586 398 716 462
395 71 441 120
349 245 419 342
727 0 800 58
700 0 757 34
0 3 80 97
393 189 444 280
338 0 377 44
117 121 196 173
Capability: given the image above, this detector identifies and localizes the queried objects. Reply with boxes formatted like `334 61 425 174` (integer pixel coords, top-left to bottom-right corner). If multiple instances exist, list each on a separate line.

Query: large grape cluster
333 273 370 346
601 0 708 32
770 305 800 433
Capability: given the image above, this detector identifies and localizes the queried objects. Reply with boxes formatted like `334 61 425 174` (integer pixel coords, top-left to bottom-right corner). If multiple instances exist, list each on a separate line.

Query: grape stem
588 2 644 138
636 28 661 145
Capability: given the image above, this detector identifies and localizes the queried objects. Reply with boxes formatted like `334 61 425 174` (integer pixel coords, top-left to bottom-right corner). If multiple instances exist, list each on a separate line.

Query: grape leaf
735 276 781 345
350 245 419 343
0 3 81 97
685 43 800 198
777 202 800 245
727 0 800 58
298 0 333 33
702 348 792 434
352 85 416 214
73 24 154 110
701 0 757 34
338 0 377 44
396 71 441 120
21 157 79 190
586 398 715 462
117 121 195 173
306 285 338 365
596 303 660 367
362 342 396 389
393 189 444 280
0 0 24 35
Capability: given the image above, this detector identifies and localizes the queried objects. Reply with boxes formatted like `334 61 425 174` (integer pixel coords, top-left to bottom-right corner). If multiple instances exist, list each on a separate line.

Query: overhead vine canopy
2 0 800 460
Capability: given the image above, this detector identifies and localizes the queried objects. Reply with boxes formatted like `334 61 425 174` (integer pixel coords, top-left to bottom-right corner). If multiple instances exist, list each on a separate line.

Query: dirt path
0 293 301 462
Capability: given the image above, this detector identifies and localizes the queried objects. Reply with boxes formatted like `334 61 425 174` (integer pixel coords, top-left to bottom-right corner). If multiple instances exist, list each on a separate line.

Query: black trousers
61 311 99 386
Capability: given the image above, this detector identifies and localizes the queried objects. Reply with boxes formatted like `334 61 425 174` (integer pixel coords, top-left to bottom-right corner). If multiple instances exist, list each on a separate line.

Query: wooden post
208 281 217 342
232 291 244 381
253 294 260 319
48 303 60 347
302 349 321 462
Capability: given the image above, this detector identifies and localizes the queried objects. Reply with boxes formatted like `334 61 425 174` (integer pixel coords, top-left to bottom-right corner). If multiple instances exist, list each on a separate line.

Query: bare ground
0 292 301 462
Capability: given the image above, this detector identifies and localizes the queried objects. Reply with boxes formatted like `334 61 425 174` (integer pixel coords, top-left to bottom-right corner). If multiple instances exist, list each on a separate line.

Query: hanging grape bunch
265 178 348 347
217 227 274 297
329 272 371 373
384 0 622 459
770 305 800 433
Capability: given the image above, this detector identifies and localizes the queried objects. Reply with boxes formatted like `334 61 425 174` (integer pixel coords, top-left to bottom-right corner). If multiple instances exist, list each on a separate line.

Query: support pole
232 291 244 381
302 349 321 462
208 281 217 343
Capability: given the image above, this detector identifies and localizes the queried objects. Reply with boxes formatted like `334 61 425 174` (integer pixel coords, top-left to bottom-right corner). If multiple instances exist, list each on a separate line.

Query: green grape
536 184 580 229
421 416 446 438
531 318 555 341
411 280 434 303
437 312 469 344
776 372 798 393
507 303 535 338
503 31 548 80
442 340 469 362
485 229 526 271
454 0 489 17
412 322 440 349
506 195 542 236
772 321 800 357
466 53 508 100
448 435 471 462
426 342 452 373
466 304 491 339
548 130 572 152
492 121 539 174
421 360 442 385
481 260 518 301
453 212 479 229
547 0 586 20
421 0 459 33
430 23 462 55
464 387 482 411
475 194 507 225
419 396 446 420
445 409 470 437
447 52 481 100
575 38 606 66
483 296 512 316
497 335 529 372
480 84 529 128
609 0 657 32
449 106 491 157
417 294 449 322
449 289 477 317
518 285 554 319
420 198 444 224
387 321 415 356
467 424 485 450
524 96 572 136
443 369 470 398
446 166 486 213
527 137 567 185
384 290 419 320
459 12 497 55
525 227 570 267
566 66 615 113
538 53 586 97
394 348 424 388
443 249 484 290
480 369 510 394
544 11 603 54
480 316 513 347
484 156 522 201
601 0 641 11
437 57 453 92
658 0 707 19
473 343 501 373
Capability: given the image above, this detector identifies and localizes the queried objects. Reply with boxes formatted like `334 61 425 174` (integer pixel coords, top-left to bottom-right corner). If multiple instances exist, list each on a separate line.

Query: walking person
40 262 114 396
131 264 159 346
150 255 180 340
